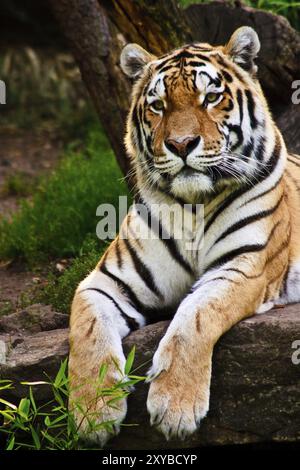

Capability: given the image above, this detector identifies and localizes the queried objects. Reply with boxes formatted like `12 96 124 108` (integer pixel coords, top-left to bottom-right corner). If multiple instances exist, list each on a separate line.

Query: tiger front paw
146 336 211 441
69 355 127 447
71 392 127 447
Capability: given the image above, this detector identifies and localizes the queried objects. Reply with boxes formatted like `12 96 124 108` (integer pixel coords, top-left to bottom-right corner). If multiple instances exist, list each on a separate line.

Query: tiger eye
151 100 165 112
206 92 219 103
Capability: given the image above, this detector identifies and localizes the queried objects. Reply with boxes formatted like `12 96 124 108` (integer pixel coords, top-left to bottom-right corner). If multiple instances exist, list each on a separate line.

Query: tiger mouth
178 167 204 177
174 163 235 183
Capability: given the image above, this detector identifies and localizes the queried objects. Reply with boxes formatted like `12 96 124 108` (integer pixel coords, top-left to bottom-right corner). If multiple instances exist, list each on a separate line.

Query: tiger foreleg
68 271 143 447
147 254 267 440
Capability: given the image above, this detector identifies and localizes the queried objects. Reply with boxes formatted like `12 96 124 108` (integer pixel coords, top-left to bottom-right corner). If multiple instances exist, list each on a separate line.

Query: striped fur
69 27 300 444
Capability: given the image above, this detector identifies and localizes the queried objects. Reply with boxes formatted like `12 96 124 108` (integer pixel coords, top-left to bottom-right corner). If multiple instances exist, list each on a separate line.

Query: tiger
68 26 300 445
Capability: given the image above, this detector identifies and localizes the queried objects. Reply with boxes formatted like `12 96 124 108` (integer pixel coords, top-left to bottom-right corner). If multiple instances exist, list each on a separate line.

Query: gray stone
0 329 69 400
0 304 69 334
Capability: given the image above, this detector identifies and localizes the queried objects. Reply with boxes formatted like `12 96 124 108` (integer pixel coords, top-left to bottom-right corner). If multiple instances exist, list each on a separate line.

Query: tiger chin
68 26 300 446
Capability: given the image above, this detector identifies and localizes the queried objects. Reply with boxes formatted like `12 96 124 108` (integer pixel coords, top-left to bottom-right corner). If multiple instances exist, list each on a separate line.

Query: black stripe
245 90 258 129
205 220 280 273
100 262 144 311
171 50 211 62
205 133 281 237
227 124 243 151
132 105 143 153
222 69 233 83
99 262 176 322
242 137 254 158
186 60 206 68
204 186 247 235
123 237 163 299
199 71 221 87
223 267 263 280
136 196 194 276
155 51 210 73
241 174 282 206
115 239 123 270
255 135 266 161
223 85 233 98
214 193 284 245
236 89 244 124
81 288 139 331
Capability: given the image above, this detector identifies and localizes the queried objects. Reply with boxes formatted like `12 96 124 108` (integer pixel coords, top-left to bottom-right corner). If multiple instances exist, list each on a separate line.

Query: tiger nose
164 136 200 160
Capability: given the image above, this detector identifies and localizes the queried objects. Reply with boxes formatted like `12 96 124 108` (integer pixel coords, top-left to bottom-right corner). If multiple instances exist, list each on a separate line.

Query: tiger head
121 27 272 203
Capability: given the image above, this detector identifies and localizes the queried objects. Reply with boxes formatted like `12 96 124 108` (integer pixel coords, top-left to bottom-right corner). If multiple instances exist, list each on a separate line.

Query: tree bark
185 1 300 110
48 0 191 178
49 0 300 176
49 0 132 176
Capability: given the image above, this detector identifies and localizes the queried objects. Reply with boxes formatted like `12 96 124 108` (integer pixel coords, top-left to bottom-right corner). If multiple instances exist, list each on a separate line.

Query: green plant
0 348 145 450
1 172 37 198
0 127 130 265
36 236 106 314
0 300 13 317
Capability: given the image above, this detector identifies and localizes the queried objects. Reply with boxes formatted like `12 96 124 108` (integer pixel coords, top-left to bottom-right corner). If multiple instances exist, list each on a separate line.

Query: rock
276 104 300 155
0 329 69 400
0 304 69 334
119 305 300 449
0 305 300 447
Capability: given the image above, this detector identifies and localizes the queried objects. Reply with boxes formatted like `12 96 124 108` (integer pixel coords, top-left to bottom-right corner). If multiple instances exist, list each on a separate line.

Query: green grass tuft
37 236 106 314
1 172 38 198
0 127 129 265
0 351 145 450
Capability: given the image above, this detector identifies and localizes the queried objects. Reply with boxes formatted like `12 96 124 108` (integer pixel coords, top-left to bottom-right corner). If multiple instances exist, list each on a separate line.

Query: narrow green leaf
29 387 37 413
30 425 41 450
54 359 68 388
44 415 51 427
124 346 135 375
98 363 108 384
6 435 15 450
18 398 30 419
0 411 15 422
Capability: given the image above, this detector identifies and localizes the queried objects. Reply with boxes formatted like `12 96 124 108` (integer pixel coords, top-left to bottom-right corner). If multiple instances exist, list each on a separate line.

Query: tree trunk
49 0 300 176
185 1 300 109
48 0 191 178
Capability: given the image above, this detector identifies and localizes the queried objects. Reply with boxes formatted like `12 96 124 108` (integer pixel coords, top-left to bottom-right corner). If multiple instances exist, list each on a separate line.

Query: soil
0 128 64 315
0 128 63 216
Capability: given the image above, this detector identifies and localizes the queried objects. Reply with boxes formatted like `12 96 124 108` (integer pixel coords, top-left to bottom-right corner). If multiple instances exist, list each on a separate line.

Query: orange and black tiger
68 27 300 444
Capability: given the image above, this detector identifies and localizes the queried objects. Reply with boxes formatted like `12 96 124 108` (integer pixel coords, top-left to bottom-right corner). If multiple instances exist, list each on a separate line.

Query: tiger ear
120 44 155 79
224 26 260 75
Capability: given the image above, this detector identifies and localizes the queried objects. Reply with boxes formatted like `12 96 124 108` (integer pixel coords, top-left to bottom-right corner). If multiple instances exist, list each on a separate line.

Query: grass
0 126 130 265
0 350 146 450
0 172 38 198
36 236 106 314
179 0 300 31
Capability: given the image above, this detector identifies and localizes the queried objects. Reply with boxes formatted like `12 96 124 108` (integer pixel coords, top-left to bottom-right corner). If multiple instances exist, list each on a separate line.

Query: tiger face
121 27 269 203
